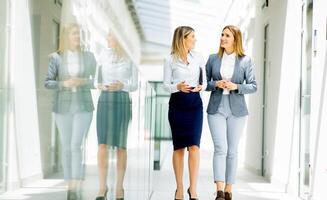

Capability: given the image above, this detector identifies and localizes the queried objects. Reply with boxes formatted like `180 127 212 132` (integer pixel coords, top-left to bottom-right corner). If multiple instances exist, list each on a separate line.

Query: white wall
225 0 303 195
223 0 266 175
267 0 302 188
310 0 327 199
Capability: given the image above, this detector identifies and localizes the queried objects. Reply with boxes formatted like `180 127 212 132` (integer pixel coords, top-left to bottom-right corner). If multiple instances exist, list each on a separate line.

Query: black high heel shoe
215 190 225 200
187 188 198 200
175 189 184 200
95 187 108 200
224 191 232 200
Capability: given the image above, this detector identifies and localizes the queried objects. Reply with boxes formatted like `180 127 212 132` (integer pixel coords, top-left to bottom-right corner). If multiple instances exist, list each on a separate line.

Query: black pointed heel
175 189 184 200
187 188 198 200
95 187 108 200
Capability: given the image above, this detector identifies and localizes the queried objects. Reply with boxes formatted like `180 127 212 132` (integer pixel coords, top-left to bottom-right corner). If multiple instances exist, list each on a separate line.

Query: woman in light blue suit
45 23 96 200
205 25 257 200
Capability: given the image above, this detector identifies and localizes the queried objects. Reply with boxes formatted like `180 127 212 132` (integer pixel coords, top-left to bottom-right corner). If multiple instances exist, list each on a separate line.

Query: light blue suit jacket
205 54 257 116
44 51 96 113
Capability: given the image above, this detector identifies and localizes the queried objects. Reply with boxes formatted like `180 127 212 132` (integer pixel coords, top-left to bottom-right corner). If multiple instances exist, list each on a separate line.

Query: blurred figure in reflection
45 23 96 200
95 32 138 200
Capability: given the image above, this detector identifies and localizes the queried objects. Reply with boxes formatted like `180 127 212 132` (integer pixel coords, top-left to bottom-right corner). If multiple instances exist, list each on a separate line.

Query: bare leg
173 148 185 199
188 145 199 198
116 148 127 198
97 144 109 196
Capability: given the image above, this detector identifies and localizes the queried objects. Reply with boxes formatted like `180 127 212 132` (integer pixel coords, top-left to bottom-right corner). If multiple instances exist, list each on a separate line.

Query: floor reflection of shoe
67 190 78 200
95 197 107 200
116 189 124 200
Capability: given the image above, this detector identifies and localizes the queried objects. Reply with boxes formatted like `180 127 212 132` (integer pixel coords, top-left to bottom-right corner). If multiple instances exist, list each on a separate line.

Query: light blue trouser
55 111 93 180
207 95 246 184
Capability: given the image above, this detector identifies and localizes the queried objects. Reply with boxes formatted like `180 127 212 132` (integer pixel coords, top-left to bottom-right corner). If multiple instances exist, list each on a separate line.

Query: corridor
1 0 327 199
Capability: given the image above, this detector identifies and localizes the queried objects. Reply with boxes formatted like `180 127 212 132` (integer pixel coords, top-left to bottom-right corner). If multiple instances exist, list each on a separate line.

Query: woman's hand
224 81 238 90
215 80 227 89
177 81 192 93
63 78 85 88
191 85 203 92
97 84 107 90
106 81 124 92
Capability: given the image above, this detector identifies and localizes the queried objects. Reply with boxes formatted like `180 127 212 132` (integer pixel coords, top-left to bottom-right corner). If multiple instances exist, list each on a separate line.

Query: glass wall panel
25 0 155 199
0 0 8 194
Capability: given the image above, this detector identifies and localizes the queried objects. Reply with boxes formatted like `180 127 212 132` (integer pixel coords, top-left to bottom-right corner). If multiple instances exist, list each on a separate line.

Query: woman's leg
173 148 185 198
225 115 246 192
71 112 93 183
208 113 228 191
188 145 200 197
55 113 73 187
116 148 127 197
97 144 109 196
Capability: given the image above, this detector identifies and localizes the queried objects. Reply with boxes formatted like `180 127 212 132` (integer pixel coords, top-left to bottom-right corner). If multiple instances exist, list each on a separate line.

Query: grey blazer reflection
44 23 96 199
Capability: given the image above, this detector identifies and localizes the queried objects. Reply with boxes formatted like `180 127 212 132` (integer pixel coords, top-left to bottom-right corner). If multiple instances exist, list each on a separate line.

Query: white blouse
95 48 138 92
66 50 81 77
163 51 207 93
220 52 236 95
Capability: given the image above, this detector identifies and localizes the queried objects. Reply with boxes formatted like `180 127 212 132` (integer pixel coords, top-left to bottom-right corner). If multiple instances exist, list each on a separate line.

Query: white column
6 0 43 189
310 42 327 199
309 0 327 198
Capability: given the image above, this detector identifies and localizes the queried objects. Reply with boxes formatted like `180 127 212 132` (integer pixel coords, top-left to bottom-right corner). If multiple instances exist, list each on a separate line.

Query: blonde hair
218 25 245 58
171 26 194 60
57 23 81 53
108 32 125 59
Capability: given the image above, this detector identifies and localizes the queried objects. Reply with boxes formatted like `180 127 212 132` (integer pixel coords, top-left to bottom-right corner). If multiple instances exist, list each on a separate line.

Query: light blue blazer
44 51 96 113
205 54 257 117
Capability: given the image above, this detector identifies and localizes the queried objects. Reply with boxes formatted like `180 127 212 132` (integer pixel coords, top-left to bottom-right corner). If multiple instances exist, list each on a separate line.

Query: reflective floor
0 142 299 200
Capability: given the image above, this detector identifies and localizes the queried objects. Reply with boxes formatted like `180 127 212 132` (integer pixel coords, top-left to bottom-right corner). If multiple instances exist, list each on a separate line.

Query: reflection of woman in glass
95 32 137 200
45 23 96 200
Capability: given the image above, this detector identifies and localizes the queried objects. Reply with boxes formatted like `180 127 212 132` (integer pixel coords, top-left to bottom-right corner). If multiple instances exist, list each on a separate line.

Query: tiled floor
0 145 300 200
150 148 299 200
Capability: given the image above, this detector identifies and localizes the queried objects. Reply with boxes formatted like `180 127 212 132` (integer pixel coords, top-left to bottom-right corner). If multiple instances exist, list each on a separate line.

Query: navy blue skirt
168 92 203 150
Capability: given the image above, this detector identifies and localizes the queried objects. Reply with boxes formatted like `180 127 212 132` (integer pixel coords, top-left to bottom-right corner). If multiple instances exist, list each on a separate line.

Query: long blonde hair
57 23 81 53
218 25 245 58
171 26 194 60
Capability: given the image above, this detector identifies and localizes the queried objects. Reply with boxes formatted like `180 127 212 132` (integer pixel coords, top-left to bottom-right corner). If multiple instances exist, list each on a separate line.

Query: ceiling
127 0 233 48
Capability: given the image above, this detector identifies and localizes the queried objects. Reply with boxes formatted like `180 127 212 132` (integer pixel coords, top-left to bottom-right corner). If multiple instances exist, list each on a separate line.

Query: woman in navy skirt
95 32 138 200
163 26 206 200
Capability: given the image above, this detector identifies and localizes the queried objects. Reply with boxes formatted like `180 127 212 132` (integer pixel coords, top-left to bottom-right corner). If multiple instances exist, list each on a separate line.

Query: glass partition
26 0 155 199
299 0 313 198
0 0 8 194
